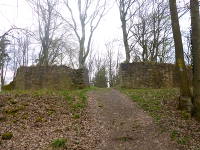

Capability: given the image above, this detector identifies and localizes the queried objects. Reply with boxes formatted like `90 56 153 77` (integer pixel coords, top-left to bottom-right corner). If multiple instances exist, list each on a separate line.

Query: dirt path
88 89 179 150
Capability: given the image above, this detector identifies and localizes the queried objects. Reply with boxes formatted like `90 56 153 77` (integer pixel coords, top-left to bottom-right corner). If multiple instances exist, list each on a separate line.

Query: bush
2 81 15 91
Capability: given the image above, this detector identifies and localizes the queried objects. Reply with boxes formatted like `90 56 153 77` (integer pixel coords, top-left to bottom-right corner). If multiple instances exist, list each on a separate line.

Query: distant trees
131 0 173 63
0 27 29 87
15 34 30 67
117 0 173 63
94 66 107 88
9 33 31 77
63 0 107 68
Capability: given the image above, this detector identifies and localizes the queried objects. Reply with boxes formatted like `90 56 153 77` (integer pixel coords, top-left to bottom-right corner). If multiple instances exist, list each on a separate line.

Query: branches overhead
116 0 174 63
130 0 173 62
27 0 64 66
63 0 107 68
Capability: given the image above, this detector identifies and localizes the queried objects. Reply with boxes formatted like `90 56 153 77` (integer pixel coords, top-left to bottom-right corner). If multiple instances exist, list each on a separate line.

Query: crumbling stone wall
119 63 181 88
13 66 89 90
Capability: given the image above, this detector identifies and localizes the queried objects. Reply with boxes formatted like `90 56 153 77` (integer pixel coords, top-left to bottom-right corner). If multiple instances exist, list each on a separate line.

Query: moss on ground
51 138 67 149
120 88 179 123
2 132 13 140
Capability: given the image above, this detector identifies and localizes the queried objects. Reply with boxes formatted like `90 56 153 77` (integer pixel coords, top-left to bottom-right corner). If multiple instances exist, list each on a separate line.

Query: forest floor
0 88 100 150
0 88 200 150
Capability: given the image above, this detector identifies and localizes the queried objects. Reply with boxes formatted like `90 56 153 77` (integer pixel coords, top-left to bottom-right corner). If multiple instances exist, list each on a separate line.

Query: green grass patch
72 113 80 119
51 138 67 149
170 130 180 140
177 136 190 145
170 130 190 145
120 88 179 123
59 87 94 113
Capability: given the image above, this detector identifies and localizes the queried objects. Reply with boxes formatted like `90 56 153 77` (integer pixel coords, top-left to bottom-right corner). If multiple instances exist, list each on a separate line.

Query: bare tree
105 40 116 87
0 27 30 87
15 34 30 67
169 0 192 112
86 49 95 83
130 0 173 63
93 53 107 87
28 0 63 66
63 0 107 68
94 53 106 73
94 65 107 87
190 0 200 118
60 38 79 68
183 30 192 65
116 0 138 63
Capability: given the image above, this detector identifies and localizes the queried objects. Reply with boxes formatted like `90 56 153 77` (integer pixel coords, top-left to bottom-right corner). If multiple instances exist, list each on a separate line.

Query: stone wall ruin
13 66 89 90
119 62 183 89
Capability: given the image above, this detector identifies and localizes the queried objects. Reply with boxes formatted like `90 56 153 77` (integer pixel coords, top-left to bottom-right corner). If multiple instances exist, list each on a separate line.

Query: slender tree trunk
190 0 200 119
121 16 130 63
1 65 4 88
79 18 86 69
79 40 85 69
109 59 113 87
169 0 192 112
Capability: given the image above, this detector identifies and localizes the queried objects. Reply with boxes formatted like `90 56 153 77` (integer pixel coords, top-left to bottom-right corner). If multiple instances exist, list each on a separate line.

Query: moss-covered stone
2 132 13 140
13 66 89 90
119 62 192 88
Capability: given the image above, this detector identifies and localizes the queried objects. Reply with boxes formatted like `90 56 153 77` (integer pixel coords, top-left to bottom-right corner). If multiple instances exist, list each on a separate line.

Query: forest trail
88 89 179 150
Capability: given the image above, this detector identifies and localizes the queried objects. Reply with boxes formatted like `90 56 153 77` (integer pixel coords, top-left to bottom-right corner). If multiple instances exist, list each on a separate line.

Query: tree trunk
1 65 4 88
79 39 85 69
121 16 130 63
169 0 192 112
190 0 200 119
